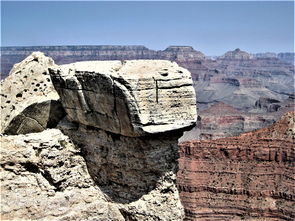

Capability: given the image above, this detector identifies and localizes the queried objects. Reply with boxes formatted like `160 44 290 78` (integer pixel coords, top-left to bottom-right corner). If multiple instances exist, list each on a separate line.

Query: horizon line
1 44 293 56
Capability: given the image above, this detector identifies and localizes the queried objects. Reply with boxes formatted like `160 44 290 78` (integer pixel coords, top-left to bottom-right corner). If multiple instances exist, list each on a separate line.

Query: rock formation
1 56 197 220
49 59 197 219
177 111 295 220
255 97 281 112
49 60 197 136
0 52 66 135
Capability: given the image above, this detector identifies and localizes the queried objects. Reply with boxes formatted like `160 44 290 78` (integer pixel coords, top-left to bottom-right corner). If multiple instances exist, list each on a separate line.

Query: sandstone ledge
49 60 197 137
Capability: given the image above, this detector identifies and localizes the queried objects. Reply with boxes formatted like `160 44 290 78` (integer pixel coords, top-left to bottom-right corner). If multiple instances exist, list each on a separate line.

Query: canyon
1 52 294 221
1 46 294 140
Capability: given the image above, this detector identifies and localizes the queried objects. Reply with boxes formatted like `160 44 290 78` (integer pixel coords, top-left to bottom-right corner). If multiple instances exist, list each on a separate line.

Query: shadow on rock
58 120 185 204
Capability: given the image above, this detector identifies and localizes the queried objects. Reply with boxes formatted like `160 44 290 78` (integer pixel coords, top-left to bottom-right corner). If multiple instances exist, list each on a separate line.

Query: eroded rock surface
0 129 125 221
1 57 194 220
48 60 198 220
0 52 66 135
49 60 197 136
1 128 186 220
177 112 295 220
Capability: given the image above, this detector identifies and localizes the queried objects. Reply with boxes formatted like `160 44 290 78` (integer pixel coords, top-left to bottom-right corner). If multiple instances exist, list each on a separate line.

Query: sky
1 1 294 55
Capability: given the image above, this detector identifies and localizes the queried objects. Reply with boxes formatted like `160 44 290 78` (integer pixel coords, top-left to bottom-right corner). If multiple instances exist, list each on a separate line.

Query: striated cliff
177 111 295 220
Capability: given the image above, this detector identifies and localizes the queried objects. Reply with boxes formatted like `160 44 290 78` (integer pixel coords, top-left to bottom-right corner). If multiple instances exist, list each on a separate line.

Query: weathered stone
48 59 195 219
58 120 185 220
0 129 125 221
0 52 66 135
1 128 184 220
49 60 197 137
1 58 195 220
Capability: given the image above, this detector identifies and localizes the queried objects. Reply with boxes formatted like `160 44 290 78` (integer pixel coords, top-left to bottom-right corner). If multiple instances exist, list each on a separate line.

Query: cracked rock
49 60 197 137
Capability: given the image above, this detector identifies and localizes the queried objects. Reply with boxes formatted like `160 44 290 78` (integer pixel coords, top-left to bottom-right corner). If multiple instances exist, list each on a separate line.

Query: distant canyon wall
1 45 205 78
177 111 295 220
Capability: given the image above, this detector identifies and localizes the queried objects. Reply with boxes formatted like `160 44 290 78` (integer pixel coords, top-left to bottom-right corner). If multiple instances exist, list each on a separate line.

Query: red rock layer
177 112 295 220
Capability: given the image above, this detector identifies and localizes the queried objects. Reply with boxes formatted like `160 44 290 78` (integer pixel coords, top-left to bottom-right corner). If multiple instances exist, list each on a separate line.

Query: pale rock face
1 128 184 221
0 52 66 134
0 129 125 221
57 121 185 220
49 60 197 136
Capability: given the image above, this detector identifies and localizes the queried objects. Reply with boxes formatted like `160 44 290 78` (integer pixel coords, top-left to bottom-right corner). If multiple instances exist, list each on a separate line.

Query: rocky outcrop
0 57 198 220
49 60 197 136
177 111 295 220
159 46 205 61
1 125 187 221
48 59 197 220
57 121 185 220
0 52 66 135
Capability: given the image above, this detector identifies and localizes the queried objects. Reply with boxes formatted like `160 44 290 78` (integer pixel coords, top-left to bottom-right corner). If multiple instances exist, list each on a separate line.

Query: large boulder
49 60 197 137
0 52 66 135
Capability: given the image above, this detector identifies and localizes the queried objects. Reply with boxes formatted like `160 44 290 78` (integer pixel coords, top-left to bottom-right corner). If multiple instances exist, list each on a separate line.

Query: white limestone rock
49 60 197 137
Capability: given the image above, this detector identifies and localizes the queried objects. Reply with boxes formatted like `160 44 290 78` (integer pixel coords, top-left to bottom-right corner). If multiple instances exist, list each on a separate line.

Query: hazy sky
1 1 294 55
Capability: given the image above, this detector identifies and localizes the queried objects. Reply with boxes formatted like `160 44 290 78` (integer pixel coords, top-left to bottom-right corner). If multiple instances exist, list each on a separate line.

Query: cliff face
0 45 204 79
177 111 295 220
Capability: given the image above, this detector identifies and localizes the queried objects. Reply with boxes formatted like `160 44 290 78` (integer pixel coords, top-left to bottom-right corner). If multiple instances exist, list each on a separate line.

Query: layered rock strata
177 112 295 220
0 52 66 135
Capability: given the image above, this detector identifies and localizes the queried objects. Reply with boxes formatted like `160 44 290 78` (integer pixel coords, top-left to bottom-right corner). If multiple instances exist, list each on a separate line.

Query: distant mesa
219 48 252 60
162 45 206 60
164 46 196 52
